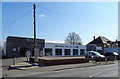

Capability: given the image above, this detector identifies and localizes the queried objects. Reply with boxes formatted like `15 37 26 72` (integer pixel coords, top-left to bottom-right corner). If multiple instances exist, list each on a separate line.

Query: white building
43 43 86 56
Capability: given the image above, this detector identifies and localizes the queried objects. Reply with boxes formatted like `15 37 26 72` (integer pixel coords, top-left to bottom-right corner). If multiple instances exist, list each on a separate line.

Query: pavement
2 57 118 77
9 60 115 70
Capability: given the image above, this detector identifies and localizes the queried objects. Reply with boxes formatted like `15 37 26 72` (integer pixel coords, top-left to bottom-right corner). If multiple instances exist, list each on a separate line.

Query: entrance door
20 48 32 57
20 48 27 57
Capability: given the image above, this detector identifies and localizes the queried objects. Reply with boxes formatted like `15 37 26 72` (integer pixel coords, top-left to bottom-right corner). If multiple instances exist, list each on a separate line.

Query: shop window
45 48 52 56
55 49 62 55
65 49 70 55
73 49 78 55
80 49 85 56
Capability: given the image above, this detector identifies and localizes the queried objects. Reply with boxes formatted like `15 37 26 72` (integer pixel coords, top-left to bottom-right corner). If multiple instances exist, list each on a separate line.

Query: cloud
39 14 46 18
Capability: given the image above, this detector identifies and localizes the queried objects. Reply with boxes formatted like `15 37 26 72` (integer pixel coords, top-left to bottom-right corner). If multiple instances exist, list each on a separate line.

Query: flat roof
7 36 45 40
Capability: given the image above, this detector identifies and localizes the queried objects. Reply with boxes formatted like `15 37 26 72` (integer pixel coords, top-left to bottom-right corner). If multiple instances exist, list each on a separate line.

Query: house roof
88 36 111 44
100 36 111 43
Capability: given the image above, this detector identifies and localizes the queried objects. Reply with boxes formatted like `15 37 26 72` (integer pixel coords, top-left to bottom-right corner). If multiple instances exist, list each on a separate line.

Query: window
73 49 78 55
92 53 96 55
65 49 70 55
80 49 85 56
45 48 52 56
55 49 62 55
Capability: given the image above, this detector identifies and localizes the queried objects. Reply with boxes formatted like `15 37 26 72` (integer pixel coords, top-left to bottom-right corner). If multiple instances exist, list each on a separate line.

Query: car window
92 53 96 55
91 51 100 55
106 52 114 56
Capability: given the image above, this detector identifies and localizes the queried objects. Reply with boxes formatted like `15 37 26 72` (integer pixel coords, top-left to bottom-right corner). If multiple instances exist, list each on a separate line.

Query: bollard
13 57 16 65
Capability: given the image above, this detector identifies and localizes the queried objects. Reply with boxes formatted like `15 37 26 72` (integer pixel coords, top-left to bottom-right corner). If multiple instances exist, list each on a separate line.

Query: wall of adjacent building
104 47 118 53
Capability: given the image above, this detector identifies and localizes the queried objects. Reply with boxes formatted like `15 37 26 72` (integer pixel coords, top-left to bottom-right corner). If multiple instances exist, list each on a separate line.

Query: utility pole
33 4 38 62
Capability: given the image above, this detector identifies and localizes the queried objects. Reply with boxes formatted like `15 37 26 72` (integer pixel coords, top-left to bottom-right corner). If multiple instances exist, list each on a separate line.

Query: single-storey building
43 43 86 56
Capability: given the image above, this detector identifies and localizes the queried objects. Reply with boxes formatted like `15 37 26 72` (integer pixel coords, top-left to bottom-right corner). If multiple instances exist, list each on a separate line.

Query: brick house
87 36 117 55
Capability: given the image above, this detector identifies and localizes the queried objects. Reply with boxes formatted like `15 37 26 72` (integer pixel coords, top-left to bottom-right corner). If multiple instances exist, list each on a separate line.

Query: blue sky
2 2 118 44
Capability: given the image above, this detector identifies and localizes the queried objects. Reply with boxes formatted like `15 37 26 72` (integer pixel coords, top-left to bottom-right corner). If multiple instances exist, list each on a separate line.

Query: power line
39 6 80 21
3 8 33 29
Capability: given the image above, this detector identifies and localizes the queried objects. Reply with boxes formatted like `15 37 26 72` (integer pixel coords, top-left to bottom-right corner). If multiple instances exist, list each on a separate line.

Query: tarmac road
23 64 118 77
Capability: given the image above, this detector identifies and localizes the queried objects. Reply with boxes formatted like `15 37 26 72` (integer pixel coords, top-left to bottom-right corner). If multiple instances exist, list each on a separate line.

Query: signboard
55 45 79 48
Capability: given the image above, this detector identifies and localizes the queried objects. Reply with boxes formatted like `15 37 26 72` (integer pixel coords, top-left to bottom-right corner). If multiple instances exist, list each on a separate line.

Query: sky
2 2 118 45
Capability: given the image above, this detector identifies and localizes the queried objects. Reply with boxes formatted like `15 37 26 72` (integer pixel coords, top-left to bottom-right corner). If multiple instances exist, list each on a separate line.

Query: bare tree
65 32 82 45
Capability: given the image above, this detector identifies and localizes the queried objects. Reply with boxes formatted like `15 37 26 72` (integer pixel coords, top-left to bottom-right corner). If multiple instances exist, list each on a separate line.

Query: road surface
22 64 118 77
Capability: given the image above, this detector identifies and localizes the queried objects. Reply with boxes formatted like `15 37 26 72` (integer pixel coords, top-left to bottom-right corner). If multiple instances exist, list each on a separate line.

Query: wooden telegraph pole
33 4 38 62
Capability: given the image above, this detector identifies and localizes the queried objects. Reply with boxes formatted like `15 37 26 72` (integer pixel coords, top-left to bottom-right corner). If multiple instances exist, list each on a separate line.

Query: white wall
44 43 86 56
45 43 86 49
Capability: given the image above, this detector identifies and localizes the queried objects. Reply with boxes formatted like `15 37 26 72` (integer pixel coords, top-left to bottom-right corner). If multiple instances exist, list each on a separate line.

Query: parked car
85 51 105 61
105 52 119 60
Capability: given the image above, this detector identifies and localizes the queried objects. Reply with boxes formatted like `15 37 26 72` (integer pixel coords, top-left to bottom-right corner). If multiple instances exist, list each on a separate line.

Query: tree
65 32 82 45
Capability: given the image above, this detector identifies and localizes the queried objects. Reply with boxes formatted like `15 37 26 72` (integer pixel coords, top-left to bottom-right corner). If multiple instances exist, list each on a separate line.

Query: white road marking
89 72 100 77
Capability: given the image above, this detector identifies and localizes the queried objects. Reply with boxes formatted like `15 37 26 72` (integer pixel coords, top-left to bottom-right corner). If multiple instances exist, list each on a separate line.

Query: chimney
116 39 118 43
93 36 95 40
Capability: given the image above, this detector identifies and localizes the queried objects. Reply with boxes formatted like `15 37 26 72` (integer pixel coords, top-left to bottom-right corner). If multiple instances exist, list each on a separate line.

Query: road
22 64 118 77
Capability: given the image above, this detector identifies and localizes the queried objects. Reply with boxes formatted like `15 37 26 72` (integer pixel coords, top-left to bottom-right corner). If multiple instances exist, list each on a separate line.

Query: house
87 36 118 54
